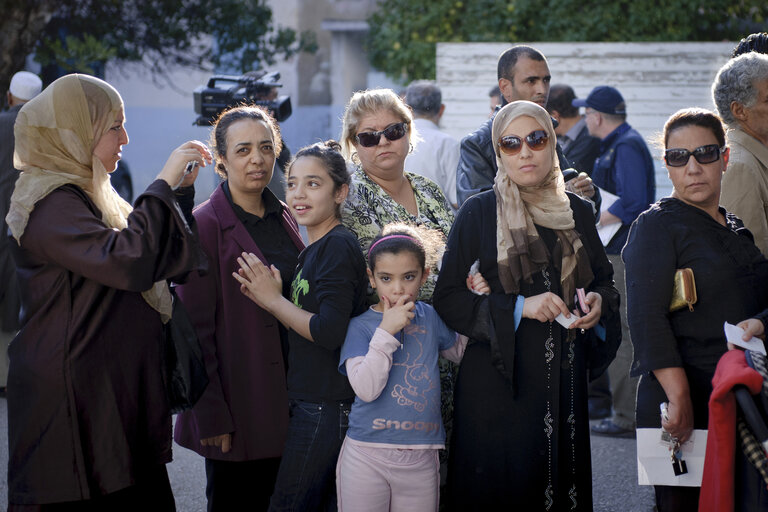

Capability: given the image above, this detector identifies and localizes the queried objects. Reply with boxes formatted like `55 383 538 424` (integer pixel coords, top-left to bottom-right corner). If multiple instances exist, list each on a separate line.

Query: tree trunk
0 0 58 99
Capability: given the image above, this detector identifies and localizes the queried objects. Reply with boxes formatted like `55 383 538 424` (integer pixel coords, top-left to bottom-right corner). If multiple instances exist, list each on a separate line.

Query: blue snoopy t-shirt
339 301 456 446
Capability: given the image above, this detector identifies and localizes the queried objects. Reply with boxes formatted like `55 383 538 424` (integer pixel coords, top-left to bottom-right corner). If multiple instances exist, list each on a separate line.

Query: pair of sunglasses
356 122 407 147
497 130 549 156
664 144 725 167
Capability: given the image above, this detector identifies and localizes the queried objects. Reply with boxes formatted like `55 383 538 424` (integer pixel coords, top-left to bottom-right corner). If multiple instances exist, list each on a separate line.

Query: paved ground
166 419 656 511
589 418 656 512
0 398 654 510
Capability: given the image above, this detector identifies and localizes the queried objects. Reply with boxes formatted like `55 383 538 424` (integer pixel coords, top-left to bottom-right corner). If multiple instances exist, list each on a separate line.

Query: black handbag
163 289 208 414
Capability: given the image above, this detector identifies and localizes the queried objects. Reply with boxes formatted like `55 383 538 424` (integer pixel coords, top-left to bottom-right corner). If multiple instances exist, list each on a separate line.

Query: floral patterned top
342 165 455 302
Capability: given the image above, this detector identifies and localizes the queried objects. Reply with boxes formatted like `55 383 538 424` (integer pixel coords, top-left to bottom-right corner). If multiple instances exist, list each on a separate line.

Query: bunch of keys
670 439 688 476
660 402 688 476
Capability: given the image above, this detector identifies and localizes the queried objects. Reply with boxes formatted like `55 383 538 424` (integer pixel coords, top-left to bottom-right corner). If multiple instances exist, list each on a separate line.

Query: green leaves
35 33 116 74
32 0 317 78
367 0 768 82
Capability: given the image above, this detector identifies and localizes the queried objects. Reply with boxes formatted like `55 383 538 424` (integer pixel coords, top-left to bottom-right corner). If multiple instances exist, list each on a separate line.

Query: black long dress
433 190 620 511
624 198 768 509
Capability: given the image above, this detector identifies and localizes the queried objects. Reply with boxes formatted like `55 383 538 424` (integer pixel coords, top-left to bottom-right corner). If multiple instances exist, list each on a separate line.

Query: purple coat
174 184 304 461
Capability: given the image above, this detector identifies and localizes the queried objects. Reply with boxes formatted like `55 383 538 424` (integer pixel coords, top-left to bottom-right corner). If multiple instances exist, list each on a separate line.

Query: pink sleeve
345 328 401 402
440 334 469 363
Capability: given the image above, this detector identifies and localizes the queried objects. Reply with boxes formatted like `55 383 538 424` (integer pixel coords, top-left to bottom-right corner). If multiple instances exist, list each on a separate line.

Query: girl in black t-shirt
235 141 367 511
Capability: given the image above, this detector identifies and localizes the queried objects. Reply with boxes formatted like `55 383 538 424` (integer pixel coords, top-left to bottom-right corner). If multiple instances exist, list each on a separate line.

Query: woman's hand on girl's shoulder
378 295 415 336
570 291 603 330
522 292 571 323
232 252 283 310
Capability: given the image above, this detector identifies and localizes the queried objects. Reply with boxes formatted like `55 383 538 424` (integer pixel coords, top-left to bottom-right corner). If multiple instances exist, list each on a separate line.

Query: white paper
597 223 621 247
555 313 578 328
597 188 622 246
599 188 619 212
468 259 484 295
723 321 767 355
637 428 707 487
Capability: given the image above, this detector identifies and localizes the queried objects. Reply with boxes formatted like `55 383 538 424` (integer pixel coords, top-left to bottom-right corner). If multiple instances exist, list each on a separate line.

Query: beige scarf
6 74 172 322
491 101 593 309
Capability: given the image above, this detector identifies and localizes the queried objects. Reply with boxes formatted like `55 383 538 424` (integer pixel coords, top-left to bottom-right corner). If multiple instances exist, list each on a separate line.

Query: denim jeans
268 398 352 512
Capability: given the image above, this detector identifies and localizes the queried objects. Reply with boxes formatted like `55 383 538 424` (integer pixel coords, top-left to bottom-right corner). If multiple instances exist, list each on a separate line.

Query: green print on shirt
291 269 309 308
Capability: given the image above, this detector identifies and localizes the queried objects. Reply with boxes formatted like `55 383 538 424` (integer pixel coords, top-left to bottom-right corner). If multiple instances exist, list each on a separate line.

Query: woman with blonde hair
433 100 620 510
5 74 210 509
340 88 453 301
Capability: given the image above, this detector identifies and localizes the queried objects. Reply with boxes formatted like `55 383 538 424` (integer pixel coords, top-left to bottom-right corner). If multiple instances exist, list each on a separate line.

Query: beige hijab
491 101 593 309
6 74 172 321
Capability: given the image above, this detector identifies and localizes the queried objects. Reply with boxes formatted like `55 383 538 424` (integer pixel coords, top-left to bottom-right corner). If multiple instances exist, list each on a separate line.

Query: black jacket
561 121 601 176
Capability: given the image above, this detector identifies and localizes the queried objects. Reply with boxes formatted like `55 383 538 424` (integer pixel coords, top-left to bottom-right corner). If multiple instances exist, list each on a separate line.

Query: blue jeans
268 399 352 512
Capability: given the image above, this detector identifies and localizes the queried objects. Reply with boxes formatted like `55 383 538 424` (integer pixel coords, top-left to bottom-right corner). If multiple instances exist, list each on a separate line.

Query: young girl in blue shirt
336 224 485 511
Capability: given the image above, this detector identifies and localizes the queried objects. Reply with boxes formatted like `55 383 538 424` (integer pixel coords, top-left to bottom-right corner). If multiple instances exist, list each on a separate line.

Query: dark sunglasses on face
355 122 407 148
664 144 725 167
497 130 549 156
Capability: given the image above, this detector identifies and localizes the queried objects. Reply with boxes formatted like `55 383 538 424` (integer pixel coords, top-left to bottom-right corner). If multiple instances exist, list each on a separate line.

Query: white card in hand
723 321 767 355
555 313 578 328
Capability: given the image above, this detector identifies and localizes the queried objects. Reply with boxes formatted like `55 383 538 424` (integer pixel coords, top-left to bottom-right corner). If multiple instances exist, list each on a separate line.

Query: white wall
436 42 736 198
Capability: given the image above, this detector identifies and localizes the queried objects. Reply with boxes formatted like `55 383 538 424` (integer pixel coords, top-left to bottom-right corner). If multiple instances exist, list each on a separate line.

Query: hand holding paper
723 321 767 355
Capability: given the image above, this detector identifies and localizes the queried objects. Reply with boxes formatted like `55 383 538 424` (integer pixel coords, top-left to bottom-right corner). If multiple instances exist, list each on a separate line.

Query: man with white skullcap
0 70 43 394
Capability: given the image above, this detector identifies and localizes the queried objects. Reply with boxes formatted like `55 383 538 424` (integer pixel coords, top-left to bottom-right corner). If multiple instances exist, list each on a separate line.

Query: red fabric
699 350 764 512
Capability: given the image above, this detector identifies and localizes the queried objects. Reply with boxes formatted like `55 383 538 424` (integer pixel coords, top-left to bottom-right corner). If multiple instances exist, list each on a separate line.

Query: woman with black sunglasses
433 100 620 510
340 88 454 302
623 108 768 512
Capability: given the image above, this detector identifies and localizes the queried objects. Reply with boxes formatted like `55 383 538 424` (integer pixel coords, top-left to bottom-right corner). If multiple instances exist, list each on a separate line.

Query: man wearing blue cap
574 85 655 437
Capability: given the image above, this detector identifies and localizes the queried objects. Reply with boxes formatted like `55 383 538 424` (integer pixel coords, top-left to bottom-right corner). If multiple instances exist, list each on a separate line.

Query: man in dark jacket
547 84 601 176
456 45 596 206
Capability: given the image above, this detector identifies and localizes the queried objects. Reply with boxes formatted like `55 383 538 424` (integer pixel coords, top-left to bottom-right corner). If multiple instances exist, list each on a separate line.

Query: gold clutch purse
669 268 697 312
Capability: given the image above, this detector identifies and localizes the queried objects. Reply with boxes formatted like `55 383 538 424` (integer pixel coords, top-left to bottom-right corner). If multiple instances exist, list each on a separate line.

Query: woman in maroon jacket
6 74 210 509
174 106 304 511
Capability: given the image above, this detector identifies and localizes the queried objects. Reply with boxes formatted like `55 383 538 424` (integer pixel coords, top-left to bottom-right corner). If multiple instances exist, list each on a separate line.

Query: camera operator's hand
157 140 212 189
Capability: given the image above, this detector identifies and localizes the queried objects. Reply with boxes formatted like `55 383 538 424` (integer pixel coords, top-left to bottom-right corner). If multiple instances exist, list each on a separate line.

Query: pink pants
336 437 439 512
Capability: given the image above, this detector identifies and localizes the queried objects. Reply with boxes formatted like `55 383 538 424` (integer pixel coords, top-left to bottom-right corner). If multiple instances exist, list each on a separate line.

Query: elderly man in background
547 84 601 175
0 70 43 395
714 52 768 255
404 80 460 210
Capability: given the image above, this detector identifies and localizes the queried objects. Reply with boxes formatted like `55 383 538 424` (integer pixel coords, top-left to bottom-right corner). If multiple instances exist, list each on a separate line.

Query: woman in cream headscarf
434 101 620 511
5 74 211 509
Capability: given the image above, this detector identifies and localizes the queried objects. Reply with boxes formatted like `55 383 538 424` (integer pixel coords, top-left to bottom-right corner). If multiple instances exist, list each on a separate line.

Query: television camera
193 71 292 125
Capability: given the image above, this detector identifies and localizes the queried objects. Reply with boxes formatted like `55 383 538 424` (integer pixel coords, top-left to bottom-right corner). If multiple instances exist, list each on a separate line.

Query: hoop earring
409 143 414 154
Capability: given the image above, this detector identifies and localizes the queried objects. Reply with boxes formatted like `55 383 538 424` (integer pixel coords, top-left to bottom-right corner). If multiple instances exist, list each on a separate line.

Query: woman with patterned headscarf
434 101 620 510
5 74 210 509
